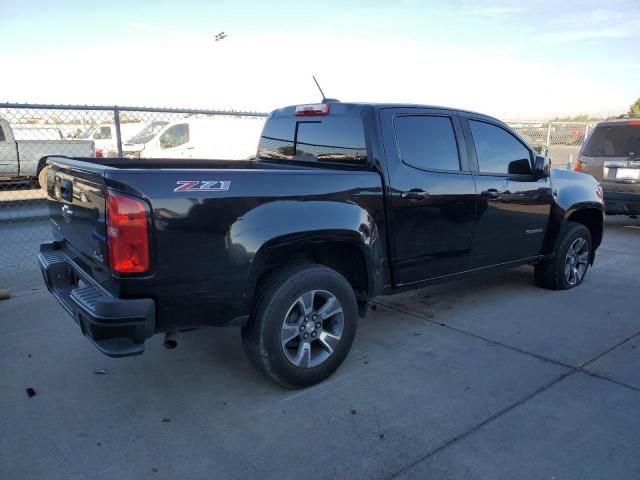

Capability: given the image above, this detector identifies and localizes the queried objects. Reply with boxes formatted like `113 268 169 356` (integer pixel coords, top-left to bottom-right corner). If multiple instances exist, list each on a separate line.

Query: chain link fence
0 102 600 291
506 120 595 168
0 103 268 291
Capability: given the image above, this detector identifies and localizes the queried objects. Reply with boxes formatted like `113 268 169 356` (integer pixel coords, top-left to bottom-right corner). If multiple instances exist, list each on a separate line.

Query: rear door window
470 120 532 175
583 124 640 157
394 115 460 171
258 116 367 164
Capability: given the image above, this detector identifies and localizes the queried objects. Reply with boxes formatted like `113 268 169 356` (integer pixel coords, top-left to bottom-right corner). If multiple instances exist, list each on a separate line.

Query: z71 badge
174 180 231 192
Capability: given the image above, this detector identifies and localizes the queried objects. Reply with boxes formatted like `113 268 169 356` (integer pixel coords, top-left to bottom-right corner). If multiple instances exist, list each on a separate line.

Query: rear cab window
583 123 640 157
257 104 367 165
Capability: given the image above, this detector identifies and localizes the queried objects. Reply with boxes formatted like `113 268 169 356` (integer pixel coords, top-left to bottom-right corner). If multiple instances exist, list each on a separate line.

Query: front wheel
241 264 357 388
534 222 592 290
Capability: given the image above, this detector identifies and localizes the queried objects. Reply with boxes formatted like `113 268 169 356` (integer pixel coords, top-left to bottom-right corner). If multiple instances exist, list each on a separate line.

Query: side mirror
533 155 550 177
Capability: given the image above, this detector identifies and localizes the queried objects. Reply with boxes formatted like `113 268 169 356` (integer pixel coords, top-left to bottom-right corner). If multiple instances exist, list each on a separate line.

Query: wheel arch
542 203 604 263
250 233 377 305
567 207 604 252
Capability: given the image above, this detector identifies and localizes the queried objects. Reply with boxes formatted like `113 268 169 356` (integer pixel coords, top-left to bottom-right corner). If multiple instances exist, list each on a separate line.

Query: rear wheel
534 222 591 290
241 264 357 388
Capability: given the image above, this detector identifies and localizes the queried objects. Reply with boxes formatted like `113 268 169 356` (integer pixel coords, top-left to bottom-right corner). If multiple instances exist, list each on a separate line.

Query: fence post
114 106 123 157
545 121 552 156
584 123 590 143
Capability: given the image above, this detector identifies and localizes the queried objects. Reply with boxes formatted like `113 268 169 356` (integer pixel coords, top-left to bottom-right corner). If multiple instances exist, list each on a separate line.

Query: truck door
380 108 477 285
0 120 19 176
461 116 553 268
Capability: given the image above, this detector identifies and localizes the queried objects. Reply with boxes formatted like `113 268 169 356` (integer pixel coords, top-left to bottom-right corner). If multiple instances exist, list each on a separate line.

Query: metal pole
545 122 552 156
113 107 123 158
584 123 590 144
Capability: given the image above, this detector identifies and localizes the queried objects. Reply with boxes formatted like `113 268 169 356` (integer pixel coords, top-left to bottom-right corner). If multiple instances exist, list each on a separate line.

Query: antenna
312 75 326 101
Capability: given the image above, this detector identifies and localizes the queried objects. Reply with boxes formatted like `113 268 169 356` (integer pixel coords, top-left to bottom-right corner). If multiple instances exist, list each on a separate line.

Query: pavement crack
580 330 640 370
581 370 640 393
373 299 575 371
386 371 573 479
375 300 640 397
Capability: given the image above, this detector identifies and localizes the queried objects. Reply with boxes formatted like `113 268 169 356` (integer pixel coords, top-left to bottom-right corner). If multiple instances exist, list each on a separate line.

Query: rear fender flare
232 200 380 295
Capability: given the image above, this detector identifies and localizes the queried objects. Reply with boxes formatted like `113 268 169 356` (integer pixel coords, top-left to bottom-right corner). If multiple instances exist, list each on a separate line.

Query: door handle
480 189 501 199
401 189 429 201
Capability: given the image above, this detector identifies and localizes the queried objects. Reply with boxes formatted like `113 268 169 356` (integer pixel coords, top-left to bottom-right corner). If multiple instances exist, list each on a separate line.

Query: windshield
583 124 640 157
77 126 95 139
128 121 169 144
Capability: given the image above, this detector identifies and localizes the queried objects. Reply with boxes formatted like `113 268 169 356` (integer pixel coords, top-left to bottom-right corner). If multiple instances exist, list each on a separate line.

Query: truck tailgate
46 159 109 272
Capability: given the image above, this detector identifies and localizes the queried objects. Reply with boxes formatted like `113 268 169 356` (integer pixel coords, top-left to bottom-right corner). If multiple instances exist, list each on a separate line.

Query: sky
1 0 639 119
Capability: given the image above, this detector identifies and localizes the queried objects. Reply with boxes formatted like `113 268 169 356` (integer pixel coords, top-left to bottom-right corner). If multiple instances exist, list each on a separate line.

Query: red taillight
295 103 330 116
628 121 640 126
107 191 149 274
95 148 104 158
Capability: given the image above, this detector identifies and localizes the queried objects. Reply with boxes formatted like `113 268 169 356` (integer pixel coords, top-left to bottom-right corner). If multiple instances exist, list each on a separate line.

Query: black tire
241 263 357 388
534 222 592 290
37 165 49 189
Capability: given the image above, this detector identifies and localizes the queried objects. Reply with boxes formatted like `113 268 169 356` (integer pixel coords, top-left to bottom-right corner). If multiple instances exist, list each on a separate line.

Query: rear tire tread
242 263 356 388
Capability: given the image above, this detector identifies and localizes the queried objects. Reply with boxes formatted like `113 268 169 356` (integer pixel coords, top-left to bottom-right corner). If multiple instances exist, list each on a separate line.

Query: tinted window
257 116 366 164
160 124 189 149
394 116 460 171
583 124 640 157
470 120 531 175
129 121 169 144
93 126 112 140
0 125 5 142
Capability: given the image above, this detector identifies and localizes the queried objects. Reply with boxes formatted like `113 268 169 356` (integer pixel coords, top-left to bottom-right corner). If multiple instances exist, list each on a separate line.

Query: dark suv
575 118 640 215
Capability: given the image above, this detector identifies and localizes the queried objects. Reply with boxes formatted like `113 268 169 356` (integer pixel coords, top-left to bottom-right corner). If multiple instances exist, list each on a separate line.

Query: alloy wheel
564 237 589 285
280 290 344 368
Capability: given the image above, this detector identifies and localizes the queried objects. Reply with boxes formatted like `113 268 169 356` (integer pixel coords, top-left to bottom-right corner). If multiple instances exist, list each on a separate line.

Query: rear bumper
603 190 640 215
38 242 155 357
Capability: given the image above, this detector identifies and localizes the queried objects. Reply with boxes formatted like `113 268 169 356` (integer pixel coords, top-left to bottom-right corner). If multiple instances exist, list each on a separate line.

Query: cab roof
271 101 500 123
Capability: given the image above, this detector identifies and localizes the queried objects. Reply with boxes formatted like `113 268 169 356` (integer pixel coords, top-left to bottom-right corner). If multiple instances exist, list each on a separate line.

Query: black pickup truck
39 101 605 388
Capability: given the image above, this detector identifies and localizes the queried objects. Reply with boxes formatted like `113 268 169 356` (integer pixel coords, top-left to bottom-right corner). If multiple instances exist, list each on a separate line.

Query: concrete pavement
1 216 639 480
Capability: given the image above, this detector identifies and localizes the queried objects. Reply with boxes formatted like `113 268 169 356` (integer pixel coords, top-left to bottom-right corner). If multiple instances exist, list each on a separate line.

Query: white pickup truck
0 117 95 186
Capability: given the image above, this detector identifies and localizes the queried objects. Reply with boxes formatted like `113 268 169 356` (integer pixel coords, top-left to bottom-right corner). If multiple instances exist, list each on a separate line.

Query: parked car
78 122 144 157
0 116 94 186
38 101 604 388
574 117 640 215
122 117 266 160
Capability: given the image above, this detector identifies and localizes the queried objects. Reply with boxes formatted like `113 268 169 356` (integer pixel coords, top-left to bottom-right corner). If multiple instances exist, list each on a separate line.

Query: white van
122 117 266 160
79 122 144 155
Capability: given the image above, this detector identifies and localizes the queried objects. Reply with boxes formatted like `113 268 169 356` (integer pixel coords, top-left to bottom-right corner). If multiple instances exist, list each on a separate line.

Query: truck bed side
45 157 387 332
